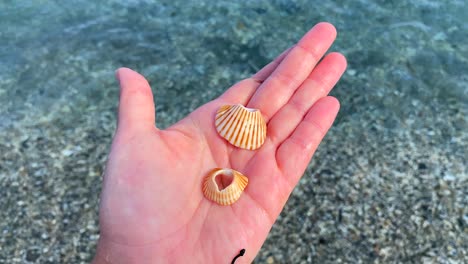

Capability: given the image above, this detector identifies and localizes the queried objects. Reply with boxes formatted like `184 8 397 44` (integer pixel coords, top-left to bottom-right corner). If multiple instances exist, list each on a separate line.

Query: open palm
93 23 347 263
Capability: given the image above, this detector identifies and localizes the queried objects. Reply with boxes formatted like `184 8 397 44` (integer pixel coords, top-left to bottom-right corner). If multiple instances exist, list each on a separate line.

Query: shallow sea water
1 0 467 263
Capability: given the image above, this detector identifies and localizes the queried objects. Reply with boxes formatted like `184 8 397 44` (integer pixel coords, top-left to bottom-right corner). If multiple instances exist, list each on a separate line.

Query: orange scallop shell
215 104 267 150
202 168 248 206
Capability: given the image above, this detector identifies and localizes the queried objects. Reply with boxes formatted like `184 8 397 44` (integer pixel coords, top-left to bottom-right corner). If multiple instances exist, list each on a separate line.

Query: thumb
115 67 156 133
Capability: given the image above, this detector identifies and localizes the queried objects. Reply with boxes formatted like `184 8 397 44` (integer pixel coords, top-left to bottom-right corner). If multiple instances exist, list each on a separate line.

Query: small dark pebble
418 163 428 170
26 248 40 262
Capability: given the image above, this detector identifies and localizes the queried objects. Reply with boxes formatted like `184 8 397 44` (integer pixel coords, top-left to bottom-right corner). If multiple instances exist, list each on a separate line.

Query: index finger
246 22 337 122
219 47 292 104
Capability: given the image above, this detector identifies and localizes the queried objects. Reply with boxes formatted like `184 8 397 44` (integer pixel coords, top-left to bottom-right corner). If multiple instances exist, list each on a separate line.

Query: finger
116 67 156 132
268 52 347 146
276 96 340 185
239 97 339 221
218 47 292 104
246 22 337 122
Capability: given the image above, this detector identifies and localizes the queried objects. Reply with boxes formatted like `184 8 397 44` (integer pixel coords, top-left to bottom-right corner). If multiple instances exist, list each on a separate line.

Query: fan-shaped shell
215 104 267 150
202 168 248 206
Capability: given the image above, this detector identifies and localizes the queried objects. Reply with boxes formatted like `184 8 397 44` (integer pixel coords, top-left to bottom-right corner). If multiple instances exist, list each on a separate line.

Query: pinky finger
275 96 340 184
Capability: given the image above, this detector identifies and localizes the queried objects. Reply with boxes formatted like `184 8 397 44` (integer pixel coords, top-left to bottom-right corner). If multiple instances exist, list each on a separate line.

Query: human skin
92 22 347 263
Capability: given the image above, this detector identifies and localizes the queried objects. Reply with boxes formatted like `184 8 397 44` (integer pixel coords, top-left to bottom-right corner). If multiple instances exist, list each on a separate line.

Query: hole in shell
215 171 234 191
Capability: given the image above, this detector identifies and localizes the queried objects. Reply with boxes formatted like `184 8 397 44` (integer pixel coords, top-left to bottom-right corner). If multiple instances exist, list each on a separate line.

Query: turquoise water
1 0 467 262
2 1 466 128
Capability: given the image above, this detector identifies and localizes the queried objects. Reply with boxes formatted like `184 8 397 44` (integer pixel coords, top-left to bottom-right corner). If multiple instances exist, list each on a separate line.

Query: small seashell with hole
202 168 248 206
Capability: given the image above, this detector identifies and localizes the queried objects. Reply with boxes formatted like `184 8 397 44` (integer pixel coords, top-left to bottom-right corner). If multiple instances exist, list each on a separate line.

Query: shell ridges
215 104 266 150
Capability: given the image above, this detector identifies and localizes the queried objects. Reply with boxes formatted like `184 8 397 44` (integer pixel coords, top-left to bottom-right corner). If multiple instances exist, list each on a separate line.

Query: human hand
92 22 347 263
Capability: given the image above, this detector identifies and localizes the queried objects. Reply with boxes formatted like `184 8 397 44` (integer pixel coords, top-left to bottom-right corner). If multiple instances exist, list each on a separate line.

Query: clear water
0 0 468 126
2 1 466 128
1 0 467 262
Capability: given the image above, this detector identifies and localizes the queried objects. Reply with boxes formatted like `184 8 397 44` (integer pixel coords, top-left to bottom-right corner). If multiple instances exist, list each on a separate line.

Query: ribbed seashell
202 168 248 206
215 104 267 150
